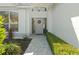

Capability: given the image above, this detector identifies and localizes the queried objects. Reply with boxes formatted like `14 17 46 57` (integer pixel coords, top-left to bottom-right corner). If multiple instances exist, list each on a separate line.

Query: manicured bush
47 32 79 55
3 43 22 55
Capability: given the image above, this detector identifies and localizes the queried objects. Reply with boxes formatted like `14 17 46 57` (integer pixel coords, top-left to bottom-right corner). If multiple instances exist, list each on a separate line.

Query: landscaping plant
0 16 22 55
0 44 6 55
0 16 6 44
0 16 6 54
3 43 22 55
47 32 79 55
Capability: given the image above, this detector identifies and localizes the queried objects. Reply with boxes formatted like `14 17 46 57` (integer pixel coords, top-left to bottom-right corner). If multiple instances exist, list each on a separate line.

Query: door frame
32 18 47 34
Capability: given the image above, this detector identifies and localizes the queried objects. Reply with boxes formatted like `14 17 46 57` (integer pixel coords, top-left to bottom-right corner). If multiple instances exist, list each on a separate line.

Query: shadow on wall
71 16 79 48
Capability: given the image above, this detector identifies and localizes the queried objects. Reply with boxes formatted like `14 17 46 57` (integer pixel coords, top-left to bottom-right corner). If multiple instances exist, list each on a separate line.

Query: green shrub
0 16 7 55
47 32 79 55
3 43 22 55
0 44 6 55
0 16 22 55
53 43 79 55
0 16 6 44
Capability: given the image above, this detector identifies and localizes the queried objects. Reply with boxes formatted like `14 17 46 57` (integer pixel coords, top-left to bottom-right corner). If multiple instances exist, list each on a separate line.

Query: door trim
32 18 47 35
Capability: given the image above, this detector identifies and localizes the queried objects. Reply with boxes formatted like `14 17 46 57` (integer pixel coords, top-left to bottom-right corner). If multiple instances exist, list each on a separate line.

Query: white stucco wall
47 7 53 33
51 3 79 48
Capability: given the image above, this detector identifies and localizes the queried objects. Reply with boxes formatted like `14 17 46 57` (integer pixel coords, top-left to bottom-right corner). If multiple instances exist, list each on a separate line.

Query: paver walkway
24 35 52 55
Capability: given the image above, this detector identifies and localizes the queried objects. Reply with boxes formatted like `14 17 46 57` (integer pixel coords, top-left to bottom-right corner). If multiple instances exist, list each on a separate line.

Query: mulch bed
3 37 32 55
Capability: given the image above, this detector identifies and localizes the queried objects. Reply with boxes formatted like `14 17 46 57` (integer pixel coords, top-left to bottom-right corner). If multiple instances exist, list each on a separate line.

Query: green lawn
46 32 79 55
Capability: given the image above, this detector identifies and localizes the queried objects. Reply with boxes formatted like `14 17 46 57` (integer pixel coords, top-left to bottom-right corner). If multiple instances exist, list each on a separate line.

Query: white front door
34 18 43 34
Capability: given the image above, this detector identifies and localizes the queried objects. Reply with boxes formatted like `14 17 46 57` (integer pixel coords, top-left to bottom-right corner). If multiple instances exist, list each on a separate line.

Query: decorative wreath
38 20 41 24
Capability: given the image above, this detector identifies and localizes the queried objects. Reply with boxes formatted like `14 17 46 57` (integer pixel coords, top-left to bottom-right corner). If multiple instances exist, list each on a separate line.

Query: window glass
10 12 18 24
0 11 9 23
10 24 18 31
0 11 18 32
0 11 9 31
10 12 18 32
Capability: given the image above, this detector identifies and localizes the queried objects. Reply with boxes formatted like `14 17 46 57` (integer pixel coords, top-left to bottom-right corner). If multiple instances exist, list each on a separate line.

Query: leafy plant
7 28 14 43
0 44 6 55
0 16 6 44
3 43 22 55
0 16 22 55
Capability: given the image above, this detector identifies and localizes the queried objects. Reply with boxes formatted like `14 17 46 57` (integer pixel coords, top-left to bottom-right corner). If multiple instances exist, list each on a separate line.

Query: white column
18 9 26 36
47 7 53 33
25 8 32 36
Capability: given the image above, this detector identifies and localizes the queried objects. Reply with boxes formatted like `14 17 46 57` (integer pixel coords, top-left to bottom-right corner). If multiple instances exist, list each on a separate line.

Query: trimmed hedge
46 32 79 55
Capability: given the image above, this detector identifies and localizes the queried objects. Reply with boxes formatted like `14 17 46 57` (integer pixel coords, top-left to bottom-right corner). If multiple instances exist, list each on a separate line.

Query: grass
46 32 79 55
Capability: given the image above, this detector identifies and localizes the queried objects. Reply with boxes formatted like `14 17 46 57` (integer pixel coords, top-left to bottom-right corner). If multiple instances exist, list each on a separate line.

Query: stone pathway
24 35 52 55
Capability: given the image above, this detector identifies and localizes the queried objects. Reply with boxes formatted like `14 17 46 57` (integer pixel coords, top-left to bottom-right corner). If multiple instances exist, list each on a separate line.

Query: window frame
9 11 18 32
0 10 19 33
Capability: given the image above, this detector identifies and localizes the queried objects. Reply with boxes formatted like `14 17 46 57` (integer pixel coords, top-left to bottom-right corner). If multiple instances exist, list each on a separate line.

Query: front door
33 18 44 34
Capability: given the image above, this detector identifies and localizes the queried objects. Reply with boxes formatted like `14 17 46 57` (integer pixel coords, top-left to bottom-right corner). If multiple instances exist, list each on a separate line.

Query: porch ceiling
0 3 53 8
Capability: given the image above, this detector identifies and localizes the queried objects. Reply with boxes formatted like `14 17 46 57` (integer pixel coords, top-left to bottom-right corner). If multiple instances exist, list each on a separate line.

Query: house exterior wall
1 4 79 48
24 5 53 36
0 4 53 39
51 3 79 48
0 4 53 40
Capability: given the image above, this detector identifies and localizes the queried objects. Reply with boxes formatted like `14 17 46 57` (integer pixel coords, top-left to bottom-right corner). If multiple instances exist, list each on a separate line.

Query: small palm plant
0 16 6 44
0 16 22 55
0 16 6 54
